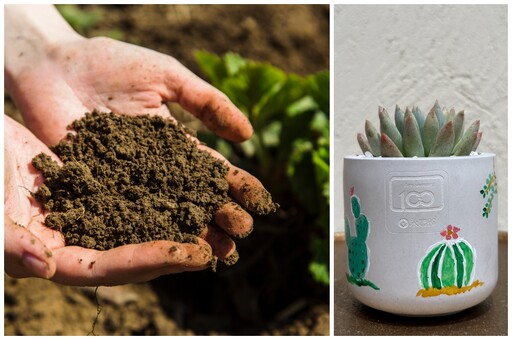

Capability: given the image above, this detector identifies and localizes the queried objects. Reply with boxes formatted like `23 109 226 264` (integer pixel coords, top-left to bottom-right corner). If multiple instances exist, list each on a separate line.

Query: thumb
5 216 56 280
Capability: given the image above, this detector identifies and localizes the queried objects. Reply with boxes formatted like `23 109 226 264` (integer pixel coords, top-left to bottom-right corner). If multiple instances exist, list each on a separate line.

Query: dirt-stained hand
5 116 214 286
10 36 253 146
7 32 276 270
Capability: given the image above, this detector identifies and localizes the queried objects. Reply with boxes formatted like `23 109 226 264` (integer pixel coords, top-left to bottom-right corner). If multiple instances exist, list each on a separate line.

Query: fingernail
22 253 50 278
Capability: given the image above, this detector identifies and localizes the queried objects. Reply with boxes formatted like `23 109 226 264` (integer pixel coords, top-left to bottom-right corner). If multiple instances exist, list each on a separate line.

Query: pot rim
344 152 496 161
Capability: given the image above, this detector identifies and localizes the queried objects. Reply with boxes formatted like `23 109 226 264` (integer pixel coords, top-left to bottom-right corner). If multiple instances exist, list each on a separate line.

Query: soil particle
31 112 234 251
222 250 239 266
240 183 279 215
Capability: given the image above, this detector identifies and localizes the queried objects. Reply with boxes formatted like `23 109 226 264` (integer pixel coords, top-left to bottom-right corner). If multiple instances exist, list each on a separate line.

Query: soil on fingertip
31 112 276 252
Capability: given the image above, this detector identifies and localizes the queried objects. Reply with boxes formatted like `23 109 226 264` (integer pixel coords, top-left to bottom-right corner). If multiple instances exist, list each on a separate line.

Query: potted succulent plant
343 101 498 316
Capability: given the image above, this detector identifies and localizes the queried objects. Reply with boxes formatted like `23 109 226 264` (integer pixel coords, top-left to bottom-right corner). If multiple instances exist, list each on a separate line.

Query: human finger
4 216 57 280
199 225 238 265
198 144 279 215
214 201 254 238
50 238 212 286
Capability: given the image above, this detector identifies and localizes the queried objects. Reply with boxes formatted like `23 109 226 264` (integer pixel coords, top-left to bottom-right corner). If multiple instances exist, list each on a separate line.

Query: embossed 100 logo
396 189 435 210
386 173 448 233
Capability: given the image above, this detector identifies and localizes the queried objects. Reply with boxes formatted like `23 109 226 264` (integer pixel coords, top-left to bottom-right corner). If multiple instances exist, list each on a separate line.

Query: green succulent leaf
445 108 456 122
433 100 445 128
452 120 480 156
359 102 482 157
357 133 373 155
394 105 405 135
429 120 455 157
381 133 403 157
403 110 425 157
472 132 483 151
453 110 465 145
412 106 425 130
422 109 439 156
365 120 381 156
379 107 403 153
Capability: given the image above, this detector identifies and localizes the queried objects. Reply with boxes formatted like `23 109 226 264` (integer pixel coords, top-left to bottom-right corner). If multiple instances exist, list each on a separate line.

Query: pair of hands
5 35 263 286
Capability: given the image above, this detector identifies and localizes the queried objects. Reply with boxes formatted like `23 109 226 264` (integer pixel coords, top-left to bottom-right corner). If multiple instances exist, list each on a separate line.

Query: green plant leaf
365 120 381 156
452 120 480 156
224 52 247 76
309 261 329 285
220 77 251 115
379 106 403 153
403 109 425 157
312 146 330 203
357 133 373 155
256 74 305 124
306 71 330 114
261 121 282 147
422 108 439 156
394 105 405 135
57 5 103 35
381 133 403 157
429 120 455 157
287 139 315 209
310 110 329 138
412 106 425 130
453 110 465 145
245 63 287 109
194 50 227 88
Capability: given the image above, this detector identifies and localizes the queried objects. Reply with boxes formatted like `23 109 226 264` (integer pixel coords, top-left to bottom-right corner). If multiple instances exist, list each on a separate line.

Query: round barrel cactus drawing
417 225 483 297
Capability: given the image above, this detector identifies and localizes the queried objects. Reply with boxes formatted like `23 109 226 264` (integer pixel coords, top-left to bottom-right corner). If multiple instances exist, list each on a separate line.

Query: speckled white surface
333 5 507 232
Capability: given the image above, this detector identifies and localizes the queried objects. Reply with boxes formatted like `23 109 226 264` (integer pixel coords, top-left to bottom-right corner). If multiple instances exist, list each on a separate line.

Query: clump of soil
32 112 253 251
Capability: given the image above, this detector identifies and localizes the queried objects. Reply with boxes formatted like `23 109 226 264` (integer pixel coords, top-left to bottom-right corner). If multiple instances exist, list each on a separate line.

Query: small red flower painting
440 225 460 240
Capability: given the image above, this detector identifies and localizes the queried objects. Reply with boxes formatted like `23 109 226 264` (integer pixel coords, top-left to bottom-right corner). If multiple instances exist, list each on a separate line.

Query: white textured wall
334 5 508 232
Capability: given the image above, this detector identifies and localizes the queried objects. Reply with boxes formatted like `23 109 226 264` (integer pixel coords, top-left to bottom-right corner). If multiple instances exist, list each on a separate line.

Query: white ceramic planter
343 153 498 316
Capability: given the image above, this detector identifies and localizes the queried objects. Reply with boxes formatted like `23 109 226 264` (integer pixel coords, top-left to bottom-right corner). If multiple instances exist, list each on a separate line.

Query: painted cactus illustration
480 172 497 218
345 187 379 290
417 225 483 297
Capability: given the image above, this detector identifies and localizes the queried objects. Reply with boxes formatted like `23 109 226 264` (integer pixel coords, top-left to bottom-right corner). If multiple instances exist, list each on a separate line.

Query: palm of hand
14 36 251 146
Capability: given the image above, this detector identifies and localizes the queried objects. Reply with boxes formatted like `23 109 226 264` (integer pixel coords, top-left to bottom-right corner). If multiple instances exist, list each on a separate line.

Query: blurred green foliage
56 5 124 40
196 51 330 285
56 5 103 35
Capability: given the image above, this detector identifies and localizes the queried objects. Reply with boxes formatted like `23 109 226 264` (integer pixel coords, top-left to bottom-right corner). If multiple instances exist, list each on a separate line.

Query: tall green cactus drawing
480 172 497 218
417 225 483 297
345 187 379 290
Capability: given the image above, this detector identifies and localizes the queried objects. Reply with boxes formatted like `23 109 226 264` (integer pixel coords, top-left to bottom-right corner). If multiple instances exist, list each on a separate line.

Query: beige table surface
334 232 508 336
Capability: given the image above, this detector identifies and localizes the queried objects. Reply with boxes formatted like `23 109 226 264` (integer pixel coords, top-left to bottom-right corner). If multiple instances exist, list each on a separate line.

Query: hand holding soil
5 5 278 286
5 116 214 285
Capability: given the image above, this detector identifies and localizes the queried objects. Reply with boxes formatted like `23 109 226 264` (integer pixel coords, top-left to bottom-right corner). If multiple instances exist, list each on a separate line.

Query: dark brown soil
31 112 237 251
5 5 329 336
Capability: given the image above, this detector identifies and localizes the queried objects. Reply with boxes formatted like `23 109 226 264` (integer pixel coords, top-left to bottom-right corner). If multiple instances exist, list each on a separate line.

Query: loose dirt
32 112 277 252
